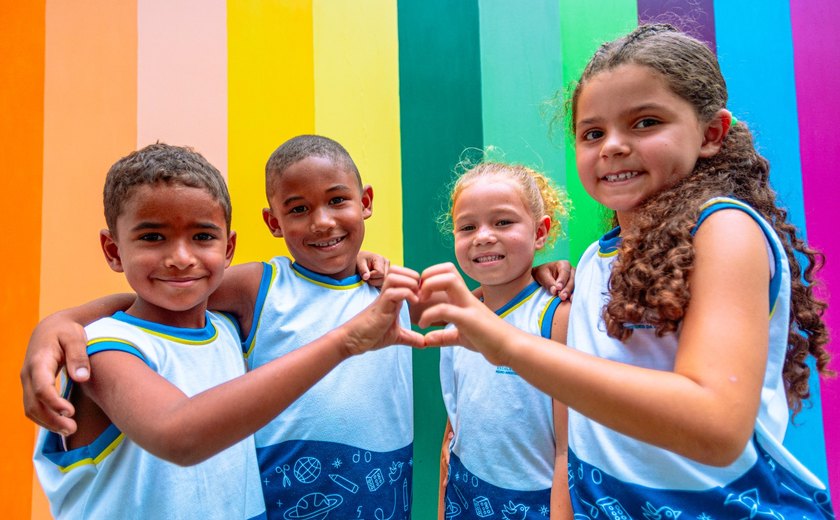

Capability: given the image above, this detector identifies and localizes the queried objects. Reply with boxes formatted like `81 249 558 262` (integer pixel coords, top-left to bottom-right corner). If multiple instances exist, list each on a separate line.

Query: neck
480 271 535 312
125 300 208 329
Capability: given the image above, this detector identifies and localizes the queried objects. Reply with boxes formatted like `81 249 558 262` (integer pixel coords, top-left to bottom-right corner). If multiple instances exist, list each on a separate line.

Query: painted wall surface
2 1 837 518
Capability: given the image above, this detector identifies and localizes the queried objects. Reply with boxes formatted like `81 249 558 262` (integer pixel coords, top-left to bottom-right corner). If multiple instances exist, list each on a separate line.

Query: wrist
326 325 357 361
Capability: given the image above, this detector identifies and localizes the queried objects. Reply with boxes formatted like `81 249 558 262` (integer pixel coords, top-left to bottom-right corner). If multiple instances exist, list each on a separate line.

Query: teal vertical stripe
715 0 829 484
398 0 483 515
559 0 638 263
477 0 569 263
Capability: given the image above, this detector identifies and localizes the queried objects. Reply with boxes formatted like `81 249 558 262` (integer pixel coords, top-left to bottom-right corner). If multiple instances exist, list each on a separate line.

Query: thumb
424 328 461 347
64 341 91 383
396 328 426 348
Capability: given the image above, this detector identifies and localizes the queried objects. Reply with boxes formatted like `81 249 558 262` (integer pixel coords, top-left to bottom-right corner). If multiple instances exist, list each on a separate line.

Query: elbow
684 427 751 467
145 429 212 467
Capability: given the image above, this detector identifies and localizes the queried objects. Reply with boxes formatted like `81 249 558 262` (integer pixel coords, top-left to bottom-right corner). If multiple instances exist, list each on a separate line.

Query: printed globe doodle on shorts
294 457 322 484
283 492 343 520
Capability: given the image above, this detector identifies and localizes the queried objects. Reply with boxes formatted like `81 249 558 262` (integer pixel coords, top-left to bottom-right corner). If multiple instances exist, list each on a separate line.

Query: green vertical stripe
398 0 483 515
559 0 637 262
478 0 569 262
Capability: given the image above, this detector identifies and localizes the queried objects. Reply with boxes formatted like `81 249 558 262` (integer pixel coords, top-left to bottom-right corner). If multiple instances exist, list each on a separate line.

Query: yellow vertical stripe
312 0 403 264
228 0 315 264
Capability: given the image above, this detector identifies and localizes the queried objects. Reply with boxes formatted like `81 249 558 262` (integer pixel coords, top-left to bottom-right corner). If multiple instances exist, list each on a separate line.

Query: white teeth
312 237 343 247
604 171 639 182
475 255 503 263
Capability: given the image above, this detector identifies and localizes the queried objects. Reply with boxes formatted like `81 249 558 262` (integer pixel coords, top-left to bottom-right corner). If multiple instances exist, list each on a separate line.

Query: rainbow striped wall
2 1 837 517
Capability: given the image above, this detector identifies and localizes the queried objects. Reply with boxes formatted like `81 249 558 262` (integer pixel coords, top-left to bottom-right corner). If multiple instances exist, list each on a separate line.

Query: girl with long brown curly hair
418 24 833 518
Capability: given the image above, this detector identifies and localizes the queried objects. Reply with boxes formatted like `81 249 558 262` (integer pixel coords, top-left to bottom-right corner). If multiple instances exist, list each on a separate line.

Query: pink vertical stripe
791 1 840 501
137 0 227 175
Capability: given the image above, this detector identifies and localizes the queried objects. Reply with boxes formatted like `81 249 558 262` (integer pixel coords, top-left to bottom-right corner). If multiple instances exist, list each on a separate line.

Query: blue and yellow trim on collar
291 262 364 290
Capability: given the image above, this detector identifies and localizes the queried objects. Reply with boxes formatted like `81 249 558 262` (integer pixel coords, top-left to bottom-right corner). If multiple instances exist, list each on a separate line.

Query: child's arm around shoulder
21 293 135 434
206 261 264 334
80 265 424 466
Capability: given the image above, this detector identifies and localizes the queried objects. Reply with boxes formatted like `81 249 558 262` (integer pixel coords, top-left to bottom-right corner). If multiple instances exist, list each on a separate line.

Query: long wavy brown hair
569 24 831 415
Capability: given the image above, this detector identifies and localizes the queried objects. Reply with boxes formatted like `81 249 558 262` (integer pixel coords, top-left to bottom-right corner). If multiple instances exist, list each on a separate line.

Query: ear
225 231 236 268
361 184 374 220
699 109 732 158
534 215 551 250
100 229 125 273
262 208 284 238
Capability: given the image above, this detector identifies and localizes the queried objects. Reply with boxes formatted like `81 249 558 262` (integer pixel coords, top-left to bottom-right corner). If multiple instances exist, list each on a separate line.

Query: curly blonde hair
446 161 568 248
570 24 830 415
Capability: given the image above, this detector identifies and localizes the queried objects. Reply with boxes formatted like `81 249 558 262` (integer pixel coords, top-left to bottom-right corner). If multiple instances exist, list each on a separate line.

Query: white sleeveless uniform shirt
245 257 413 520
34 311 266 520
440 281 562 519
566 197 833 518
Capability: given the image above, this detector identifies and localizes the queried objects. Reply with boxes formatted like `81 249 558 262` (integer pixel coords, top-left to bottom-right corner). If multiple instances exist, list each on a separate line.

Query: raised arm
80 265 424 466
21 293 134 434
419 211 769 466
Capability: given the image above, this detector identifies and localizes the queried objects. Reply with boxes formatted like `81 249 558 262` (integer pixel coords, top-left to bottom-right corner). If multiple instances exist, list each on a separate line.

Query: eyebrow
130 221 223 232
282 184 354 206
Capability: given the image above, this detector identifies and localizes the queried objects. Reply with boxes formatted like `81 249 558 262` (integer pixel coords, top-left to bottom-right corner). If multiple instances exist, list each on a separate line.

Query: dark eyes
581 129 604 141
580 118 662 141
634 117 660 129
137 232 216 241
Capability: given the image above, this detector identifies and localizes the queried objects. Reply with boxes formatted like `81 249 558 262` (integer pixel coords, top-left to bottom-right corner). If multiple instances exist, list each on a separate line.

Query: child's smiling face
574 63 721 228
101 183 235 328
452 178 547 293
263 156 373 279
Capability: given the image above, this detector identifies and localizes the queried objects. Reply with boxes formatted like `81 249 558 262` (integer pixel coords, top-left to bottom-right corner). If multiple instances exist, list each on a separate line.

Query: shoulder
549 300 571 344
693 208 768 260
226 261 272 288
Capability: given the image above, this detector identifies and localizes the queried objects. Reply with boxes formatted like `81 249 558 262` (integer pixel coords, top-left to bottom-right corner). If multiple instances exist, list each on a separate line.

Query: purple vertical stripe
791 1 840 503
636 0 716 52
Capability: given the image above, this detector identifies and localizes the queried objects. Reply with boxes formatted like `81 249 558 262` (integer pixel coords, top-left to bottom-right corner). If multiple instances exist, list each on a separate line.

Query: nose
473 224 497 245
165 239 197 269
310 207 335 233
600 130 630 158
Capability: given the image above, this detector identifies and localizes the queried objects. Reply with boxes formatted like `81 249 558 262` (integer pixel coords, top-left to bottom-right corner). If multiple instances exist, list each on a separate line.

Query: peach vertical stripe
0 2 44 518
138 0 227 174
312 0 403 264
227 0 315 264
40 0 137 317
35 0 137 512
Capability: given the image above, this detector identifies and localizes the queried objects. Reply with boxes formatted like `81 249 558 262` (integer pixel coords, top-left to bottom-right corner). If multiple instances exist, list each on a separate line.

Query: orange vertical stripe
0 2 45 517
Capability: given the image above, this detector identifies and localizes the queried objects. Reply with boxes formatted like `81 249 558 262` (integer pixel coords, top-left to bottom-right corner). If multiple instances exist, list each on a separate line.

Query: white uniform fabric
34 311 266 520
566 197 834 518
440 281 561 519
246 257 413 520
